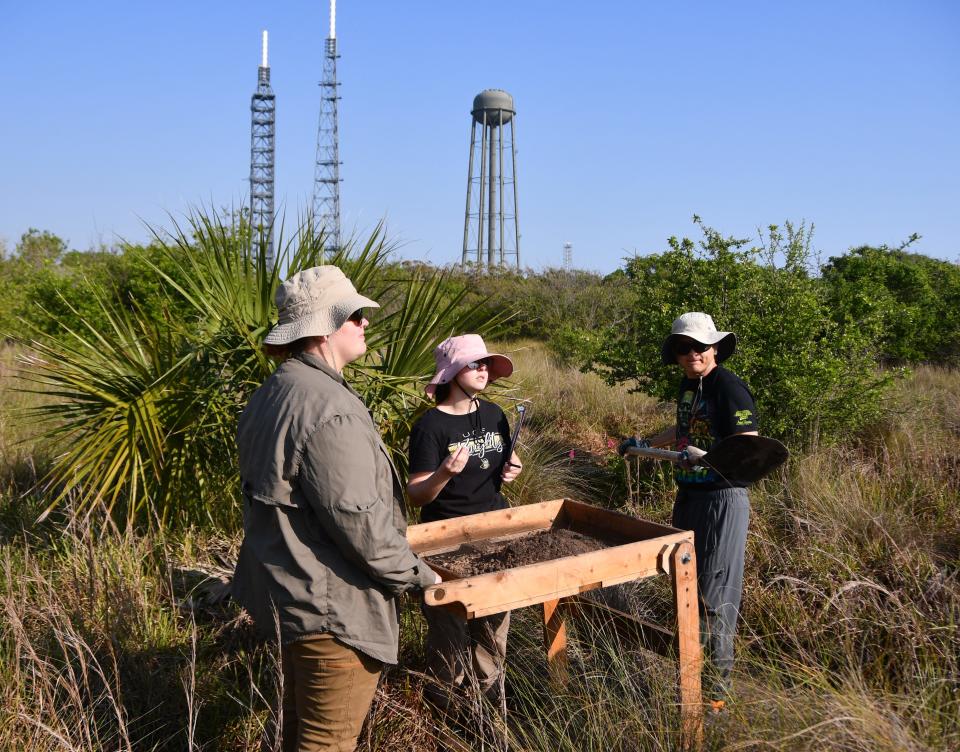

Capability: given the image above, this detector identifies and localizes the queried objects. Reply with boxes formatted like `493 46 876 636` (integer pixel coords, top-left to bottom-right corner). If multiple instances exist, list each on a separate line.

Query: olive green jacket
232 352 435 664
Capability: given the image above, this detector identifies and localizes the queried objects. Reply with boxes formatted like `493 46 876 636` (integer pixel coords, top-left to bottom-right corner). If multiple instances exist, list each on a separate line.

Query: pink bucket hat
425 334 513 397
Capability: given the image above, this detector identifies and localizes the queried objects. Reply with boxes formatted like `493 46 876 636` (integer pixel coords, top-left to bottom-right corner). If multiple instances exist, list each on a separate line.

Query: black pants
672 486 750 697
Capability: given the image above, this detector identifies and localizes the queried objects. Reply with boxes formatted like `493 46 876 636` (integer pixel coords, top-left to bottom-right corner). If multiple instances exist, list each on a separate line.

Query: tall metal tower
249 30 276 266
563 242 573 270
462 89 520 269
312 0 342 254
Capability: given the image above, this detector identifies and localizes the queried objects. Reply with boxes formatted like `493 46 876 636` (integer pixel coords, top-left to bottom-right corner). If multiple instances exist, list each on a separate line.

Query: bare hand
441 445 469 477
502 455 522 483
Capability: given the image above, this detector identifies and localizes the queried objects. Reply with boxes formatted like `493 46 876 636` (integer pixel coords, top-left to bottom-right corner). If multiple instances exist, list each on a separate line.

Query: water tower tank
472 89 515 126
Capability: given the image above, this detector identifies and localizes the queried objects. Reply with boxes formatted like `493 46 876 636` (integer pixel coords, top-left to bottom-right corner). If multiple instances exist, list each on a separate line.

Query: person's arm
407 445 469 506
717 374 760 438
298 414 437 594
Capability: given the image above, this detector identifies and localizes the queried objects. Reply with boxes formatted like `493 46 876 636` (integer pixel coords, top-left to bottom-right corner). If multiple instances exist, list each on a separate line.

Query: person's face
455 358 491 394
327 309 369 365
674 337 717 379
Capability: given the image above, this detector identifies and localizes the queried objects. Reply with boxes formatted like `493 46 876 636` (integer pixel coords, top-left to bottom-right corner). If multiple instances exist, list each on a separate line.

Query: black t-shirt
408 400 511 523
675 365 759 490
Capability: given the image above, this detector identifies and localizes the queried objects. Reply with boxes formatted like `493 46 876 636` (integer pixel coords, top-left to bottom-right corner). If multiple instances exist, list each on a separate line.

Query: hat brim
661 332 736 365
425 352 514 397
263 294 380 346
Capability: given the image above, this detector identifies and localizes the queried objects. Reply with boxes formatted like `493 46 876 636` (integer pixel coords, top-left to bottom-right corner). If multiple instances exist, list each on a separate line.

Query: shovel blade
701 434 789 484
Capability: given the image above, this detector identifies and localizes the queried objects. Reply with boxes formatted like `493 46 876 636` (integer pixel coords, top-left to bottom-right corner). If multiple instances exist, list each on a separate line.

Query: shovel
624 433 789 485
508 403 527 458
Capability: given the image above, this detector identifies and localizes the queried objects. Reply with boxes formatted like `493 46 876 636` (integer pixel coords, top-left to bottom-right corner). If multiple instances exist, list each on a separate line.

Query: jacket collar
293 350 368 409
295 350 344 382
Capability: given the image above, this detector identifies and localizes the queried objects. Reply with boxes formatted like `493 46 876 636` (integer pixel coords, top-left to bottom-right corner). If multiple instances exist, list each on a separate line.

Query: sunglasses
674 340 712 356
346 309 365 325
464 358 492 370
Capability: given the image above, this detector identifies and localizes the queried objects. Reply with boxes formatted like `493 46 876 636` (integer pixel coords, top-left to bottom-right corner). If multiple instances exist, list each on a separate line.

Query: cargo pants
279 633 382 752
421 605 511 715
672 486 750 698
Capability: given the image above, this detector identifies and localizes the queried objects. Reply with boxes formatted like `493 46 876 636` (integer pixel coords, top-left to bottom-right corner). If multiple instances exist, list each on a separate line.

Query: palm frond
17 212 513 529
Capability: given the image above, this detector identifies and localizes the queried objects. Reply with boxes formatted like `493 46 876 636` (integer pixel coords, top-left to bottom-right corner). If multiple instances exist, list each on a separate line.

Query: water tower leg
462 121 477 268
487 123 496 268
510 118 520 268
477 116 488 266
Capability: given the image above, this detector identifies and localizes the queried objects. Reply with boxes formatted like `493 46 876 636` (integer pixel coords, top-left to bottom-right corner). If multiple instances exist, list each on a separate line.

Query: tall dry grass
0 343 957 750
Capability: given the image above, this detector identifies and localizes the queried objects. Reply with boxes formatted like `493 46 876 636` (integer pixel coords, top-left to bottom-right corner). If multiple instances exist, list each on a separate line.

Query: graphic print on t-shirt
674 367 759 490
408 400 511 522
447 429 505 469
676 388 715 485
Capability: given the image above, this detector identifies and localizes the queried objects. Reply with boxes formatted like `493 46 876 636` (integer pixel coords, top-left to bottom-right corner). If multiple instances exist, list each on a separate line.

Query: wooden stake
671 541 703 750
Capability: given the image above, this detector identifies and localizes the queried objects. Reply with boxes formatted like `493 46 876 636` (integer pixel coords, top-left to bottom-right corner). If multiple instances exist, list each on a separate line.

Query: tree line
3 214 959 527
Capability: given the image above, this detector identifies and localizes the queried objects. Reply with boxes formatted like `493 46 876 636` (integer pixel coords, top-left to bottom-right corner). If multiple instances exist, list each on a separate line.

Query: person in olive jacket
232 265 439 752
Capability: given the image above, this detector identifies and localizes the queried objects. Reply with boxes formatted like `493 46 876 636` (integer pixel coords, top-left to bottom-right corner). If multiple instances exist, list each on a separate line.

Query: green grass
1 343 958 751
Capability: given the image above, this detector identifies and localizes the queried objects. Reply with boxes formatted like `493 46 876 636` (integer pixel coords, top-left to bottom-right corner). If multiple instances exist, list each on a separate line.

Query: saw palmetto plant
18 210 505 529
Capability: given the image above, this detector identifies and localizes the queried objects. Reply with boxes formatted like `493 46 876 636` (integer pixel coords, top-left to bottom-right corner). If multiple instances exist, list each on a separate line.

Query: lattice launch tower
312 0 342 253
249 30 276 266
462 89 520 269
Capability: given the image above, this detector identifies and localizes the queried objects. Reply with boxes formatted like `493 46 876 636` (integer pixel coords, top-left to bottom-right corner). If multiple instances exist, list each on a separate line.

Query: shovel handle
509 405 527 454
624 446 684 462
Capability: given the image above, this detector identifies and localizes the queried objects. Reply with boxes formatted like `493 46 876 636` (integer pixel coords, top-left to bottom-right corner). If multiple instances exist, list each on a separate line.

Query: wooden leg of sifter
671 540 703 750
542 598 569 683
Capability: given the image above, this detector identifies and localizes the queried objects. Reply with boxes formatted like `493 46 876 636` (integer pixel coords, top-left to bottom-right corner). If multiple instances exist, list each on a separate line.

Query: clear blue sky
2 1 958 272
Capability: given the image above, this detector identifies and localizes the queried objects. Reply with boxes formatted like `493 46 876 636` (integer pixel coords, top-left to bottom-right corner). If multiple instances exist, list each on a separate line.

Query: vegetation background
1 213 958 750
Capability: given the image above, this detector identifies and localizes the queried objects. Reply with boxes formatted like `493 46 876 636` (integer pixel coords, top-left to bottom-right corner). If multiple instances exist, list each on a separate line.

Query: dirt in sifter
426 528 609 577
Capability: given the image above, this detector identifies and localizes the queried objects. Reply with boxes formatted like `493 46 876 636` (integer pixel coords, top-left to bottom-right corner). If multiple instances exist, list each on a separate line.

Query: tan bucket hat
263 265 379 346
661 312 737 364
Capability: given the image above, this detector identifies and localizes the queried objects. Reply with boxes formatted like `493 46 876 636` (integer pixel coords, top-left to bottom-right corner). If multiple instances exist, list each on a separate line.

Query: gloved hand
679 444 707 470
617 436 651 456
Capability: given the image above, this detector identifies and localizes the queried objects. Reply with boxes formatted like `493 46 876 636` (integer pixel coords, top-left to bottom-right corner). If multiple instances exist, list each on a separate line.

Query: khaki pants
280 634 382 752
421 605 510 714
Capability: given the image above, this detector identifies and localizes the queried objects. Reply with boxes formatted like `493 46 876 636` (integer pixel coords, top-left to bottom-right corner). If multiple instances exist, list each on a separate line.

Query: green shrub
821 240 960 364
588 218 894 443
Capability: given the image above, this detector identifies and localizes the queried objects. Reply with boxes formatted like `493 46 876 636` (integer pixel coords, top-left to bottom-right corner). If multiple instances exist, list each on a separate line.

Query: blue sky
2 1 958 272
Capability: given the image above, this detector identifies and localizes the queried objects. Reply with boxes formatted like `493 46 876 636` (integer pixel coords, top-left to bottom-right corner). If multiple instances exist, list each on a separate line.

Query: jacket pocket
336 496 379 513
244 481 300 510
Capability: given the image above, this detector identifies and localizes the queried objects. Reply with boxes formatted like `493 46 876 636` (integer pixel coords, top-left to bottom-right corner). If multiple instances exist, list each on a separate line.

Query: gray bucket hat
661 312 737 364
263 265 379 346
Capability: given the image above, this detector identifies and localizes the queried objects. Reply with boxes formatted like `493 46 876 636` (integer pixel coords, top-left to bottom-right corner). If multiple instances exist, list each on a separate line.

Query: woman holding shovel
407 334 522 723
619 312 767 713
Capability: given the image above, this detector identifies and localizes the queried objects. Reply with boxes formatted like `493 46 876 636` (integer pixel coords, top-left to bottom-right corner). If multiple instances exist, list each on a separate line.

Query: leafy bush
445 267 632 359
0 228 197 340
821 240 960 364
588 218 894 443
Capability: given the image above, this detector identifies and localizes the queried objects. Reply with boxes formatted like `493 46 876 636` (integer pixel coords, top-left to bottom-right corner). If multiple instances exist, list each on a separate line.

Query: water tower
461 89 520 269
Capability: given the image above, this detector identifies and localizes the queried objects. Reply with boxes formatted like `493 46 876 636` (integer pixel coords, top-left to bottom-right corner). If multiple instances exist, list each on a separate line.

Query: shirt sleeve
715 375 759 437
298 413 436 594
408 414 445 474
